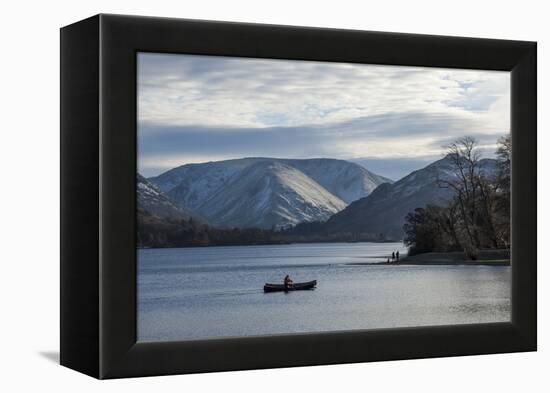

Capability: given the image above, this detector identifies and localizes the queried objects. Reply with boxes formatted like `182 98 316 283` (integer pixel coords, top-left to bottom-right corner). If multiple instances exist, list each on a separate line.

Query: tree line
137 208 388 249
403 136 511 259
137 209 287 248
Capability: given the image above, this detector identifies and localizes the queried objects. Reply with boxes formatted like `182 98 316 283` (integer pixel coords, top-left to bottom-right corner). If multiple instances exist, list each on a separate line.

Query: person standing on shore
392 251 395 262
396 251 400 262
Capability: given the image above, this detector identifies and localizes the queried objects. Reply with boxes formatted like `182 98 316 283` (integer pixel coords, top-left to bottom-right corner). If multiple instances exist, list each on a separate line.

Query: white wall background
0 0 546 391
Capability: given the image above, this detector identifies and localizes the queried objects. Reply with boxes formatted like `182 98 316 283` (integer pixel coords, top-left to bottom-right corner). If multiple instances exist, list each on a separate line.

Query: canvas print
136 53 511 342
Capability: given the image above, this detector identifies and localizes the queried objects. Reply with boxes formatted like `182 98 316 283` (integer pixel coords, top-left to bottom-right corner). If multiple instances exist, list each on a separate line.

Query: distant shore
137 239 397 250
347 249 510 266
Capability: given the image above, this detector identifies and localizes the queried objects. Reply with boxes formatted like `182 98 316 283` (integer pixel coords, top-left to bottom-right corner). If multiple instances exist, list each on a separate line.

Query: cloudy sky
137 53 510 179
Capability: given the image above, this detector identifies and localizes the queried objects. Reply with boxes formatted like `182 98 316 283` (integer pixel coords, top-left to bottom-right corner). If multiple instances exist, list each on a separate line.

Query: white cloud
137 53 510 176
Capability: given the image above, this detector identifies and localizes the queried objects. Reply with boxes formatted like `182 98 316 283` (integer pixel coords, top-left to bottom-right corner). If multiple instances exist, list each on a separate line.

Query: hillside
148 157 391 229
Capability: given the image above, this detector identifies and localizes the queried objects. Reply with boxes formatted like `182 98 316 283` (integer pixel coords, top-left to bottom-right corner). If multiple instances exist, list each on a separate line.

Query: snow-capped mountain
137 174 199 221
150 158 259 211
282 158 390 203
148 157 391 229
200 161 347 229
322 155 497 239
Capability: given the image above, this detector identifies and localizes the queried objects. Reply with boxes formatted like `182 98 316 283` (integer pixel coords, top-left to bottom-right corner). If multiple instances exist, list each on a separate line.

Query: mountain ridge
148 157 392 229
137 174 204 222
288 155 498 240
199 161 347 229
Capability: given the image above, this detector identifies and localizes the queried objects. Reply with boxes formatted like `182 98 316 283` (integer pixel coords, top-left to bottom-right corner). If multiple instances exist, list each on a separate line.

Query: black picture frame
60 14 537 379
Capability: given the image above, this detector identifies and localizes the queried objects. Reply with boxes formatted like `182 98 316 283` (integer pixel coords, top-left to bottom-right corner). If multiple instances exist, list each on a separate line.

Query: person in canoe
284 275 294 290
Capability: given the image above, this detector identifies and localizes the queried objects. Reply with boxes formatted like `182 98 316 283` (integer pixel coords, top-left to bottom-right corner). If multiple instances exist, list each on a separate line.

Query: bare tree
405 136 511 258
437 137 483 258
496 134 511 191
494 134 511 246
476 173 499 248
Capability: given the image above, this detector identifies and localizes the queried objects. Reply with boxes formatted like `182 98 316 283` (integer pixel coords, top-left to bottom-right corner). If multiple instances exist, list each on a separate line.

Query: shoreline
137 240 402 251
347 260 510 266
347 250 511 267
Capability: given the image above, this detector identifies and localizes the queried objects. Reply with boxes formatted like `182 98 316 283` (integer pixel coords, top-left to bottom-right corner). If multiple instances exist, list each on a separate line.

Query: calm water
137 242 511 342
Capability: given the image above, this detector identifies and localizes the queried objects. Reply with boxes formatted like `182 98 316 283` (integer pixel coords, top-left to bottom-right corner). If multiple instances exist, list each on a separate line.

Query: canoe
263 280 317 293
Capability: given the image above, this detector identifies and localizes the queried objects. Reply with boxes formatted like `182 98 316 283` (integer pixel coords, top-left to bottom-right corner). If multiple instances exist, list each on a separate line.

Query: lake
137 242 511 342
